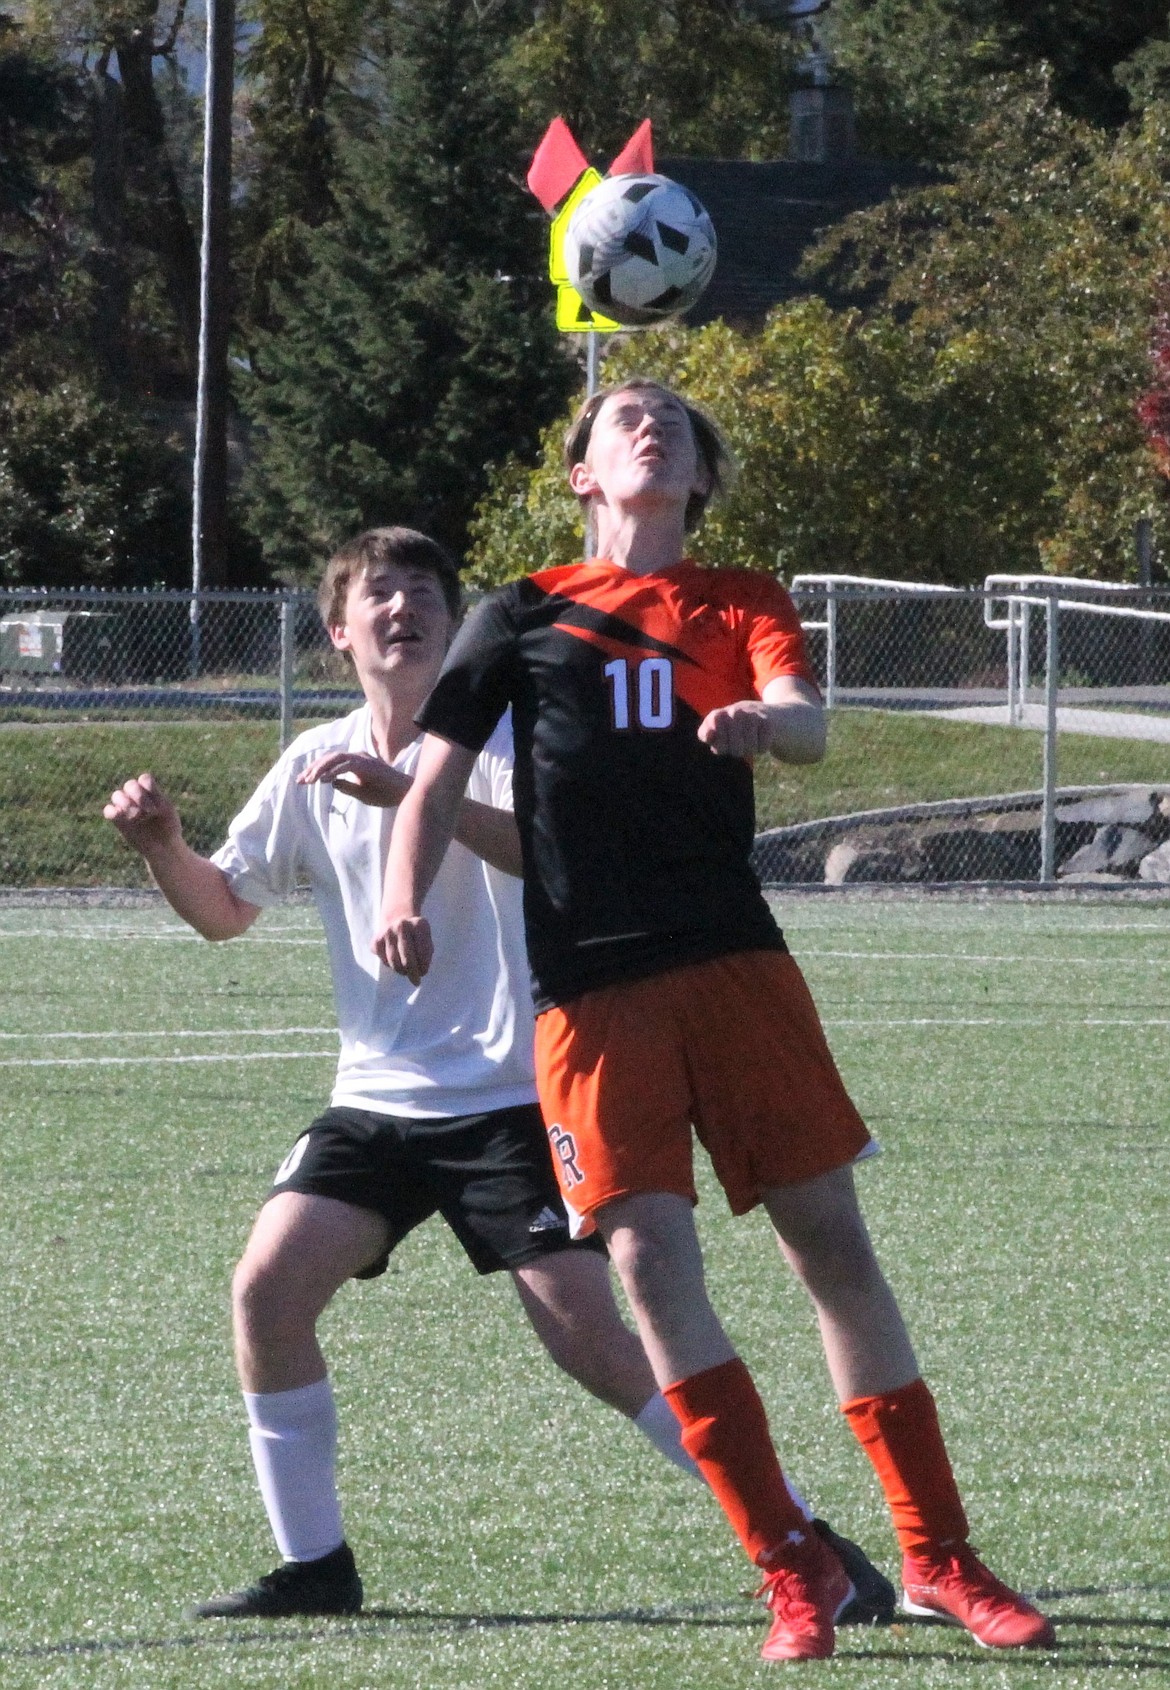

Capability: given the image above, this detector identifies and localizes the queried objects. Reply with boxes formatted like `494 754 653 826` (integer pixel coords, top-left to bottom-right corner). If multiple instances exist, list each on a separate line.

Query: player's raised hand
372 912 434 985
297 750 411 807
697 701 775 758
103 773 182 855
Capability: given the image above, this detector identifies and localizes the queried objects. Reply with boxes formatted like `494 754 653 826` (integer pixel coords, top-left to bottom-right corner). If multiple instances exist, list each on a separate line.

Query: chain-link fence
753 575 1170 889
0 586 356 737
2 577 1169 889
0 587 359 887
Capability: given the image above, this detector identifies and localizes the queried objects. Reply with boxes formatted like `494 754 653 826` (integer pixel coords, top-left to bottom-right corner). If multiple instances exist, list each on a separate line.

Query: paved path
919 702 1170 742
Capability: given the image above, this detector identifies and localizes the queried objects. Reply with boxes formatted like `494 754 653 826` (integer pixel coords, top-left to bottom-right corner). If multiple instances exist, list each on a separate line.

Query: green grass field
2 709 1168 886
0 895 1167 1688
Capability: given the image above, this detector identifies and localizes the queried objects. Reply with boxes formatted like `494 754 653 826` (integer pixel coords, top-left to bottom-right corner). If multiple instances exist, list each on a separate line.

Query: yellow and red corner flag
527 118 657 332
527 118 589 213
607 118 654 178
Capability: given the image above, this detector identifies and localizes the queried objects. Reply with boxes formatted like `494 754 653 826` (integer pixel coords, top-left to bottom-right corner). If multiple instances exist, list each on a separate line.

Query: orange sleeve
740 575 820 695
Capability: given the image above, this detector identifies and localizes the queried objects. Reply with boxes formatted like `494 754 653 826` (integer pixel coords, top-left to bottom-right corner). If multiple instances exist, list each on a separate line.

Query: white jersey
211 707 536 1119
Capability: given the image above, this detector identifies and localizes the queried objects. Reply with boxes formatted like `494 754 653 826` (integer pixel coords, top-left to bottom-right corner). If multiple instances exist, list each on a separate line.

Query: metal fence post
1040 590 1059 882
279 593 295 751
824 581 837 709
1006 596 1020 724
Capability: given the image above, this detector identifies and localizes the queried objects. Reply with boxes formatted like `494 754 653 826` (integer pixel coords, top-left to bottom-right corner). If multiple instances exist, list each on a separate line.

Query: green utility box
0 611 115 680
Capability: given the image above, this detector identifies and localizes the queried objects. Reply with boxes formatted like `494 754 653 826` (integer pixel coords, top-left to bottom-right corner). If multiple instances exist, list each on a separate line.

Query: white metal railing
787 571 1170 884
789 573 964 709
983 575 1170 725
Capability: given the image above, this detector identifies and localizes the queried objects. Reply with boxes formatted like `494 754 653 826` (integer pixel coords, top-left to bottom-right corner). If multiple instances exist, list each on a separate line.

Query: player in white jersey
104 525 892 1621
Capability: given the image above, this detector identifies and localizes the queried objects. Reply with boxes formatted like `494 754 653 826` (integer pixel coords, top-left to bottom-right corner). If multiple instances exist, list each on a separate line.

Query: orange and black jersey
417 559 819 1012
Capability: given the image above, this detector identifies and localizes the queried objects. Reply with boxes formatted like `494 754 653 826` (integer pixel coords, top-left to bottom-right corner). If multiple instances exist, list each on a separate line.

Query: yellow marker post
549 169 621 335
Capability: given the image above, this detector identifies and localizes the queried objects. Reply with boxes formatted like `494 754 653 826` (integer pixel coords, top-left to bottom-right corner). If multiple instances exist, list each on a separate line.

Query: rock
1058 824 1152 878
1138 840 1170 883
751 837 824 885
920 826 1038 881
824 840 922 883
1055 791 1157 826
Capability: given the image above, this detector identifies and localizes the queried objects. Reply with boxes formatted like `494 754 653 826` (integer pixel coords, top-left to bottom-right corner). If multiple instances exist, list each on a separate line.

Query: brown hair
563 378 734 532
317 526 462 628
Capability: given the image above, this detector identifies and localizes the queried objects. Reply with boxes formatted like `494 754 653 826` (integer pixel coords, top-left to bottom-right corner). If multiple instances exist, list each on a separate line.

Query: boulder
1055 791 1158 827
1058 824 1152 879
824 840 923 883
1138 840 1170 883
919 826 1038 881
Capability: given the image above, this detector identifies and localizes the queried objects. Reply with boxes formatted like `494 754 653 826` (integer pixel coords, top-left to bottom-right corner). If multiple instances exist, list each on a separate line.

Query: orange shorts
534 950 873 1229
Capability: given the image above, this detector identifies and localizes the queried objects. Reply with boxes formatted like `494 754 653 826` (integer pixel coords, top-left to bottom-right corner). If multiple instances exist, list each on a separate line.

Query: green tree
500 0 797 162
241 0 576 576
0 381 189 587
468 300 1054 588
812 79 1170 575
236 0 378 332
826 1 1170 160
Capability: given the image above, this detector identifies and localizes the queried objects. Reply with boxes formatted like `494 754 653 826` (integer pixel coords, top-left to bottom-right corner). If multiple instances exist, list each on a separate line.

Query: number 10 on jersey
603 656 674 731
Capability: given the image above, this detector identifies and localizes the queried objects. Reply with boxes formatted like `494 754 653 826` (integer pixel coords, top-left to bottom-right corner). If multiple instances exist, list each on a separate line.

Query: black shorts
266 1102 608 1278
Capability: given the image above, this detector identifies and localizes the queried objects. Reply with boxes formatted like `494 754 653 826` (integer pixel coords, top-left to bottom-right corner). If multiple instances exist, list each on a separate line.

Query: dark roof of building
658 155 936 327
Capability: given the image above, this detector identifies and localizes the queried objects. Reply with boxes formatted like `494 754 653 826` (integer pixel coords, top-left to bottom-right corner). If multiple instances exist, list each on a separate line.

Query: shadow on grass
3 1598 1168 1667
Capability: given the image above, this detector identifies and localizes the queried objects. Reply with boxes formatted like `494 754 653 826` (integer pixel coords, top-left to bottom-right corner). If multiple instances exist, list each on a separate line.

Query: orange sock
842 1377 969 1556
663 1358 808 1567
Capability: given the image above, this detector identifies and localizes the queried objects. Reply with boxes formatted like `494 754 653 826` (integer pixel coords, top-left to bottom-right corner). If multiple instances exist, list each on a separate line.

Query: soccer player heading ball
377 380 1056 1661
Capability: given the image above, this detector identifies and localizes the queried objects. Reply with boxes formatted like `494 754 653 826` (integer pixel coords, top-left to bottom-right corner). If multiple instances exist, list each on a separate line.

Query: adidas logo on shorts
528 1206 568 1234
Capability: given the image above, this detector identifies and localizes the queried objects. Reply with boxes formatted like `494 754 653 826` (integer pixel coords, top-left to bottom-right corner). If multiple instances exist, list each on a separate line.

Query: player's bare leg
511 1249 660 1415
233 1192 391 1392
764 1165 1054 1649
762 1166 918 1401
594 1191 852 1659
192 1193 388 1619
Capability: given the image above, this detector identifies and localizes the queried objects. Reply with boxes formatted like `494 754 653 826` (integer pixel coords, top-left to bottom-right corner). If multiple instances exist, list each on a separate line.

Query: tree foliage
0 381 189 587
473 75 1170 587
7 0 1170 587
241 0 576 578
468 301 1055 588
811 80 1170 575
499 0 797 161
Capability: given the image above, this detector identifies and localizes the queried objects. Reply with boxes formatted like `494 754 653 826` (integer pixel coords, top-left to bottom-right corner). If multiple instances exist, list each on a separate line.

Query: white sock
634 1389 702 1476
243 1379 345 1563
633 1390 815 1519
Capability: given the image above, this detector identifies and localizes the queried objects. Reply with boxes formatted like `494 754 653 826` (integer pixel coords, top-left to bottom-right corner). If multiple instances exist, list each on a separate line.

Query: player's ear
569 459 600 499
328 621 352 654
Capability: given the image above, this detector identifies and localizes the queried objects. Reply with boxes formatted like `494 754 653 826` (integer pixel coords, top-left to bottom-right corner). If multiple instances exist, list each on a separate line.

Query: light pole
191 0 235 673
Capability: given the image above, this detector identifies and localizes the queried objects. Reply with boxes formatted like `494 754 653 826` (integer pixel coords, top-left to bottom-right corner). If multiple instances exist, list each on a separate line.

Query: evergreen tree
242 0 574 576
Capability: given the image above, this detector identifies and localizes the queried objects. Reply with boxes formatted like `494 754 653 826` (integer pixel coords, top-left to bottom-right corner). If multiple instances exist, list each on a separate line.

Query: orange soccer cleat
757 1530 855 1662
901 1543 1055 1649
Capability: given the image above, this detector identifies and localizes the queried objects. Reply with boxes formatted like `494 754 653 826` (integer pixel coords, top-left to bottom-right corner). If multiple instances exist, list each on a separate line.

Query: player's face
330 563 453 687
572 388 709 516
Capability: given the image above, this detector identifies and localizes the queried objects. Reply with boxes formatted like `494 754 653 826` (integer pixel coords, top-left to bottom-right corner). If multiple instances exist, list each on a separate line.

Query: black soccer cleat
189 1541 363 1619
813 1518 896 1626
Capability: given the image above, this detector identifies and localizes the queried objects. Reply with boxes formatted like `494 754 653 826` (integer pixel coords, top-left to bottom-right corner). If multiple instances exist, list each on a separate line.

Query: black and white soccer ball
564 173 717 327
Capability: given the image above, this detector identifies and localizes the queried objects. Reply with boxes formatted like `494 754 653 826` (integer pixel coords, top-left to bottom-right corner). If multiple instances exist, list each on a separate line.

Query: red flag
527 118 589 212
608 119 654 177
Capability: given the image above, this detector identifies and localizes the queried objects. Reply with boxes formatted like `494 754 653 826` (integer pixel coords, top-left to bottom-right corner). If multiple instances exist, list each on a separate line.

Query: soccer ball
564 173 717 327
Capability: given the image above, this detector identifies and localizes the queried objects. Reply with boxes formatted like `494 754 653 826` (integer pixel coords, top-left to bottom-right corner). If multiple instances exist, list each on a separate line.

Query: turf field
0 895 1166 1689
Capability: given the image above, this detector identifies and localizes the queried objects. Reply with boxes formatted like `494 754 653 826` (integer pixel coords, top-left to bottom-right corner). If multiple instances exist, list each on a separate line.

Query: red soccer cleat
757 1531 855 1662
901 1544 1055 1649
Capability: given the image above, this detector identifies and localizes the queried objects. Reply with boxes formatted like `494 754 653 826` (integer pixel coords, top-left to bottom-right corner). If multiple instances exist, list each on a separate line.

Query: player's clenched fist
103 772 182 854
372 912 434 986
697 701 776 758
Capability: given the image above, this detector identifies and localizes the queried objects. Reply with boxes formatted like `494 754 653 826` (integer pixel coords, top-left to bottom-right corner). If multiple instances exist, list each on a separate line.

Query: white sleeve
209 757 306 906
474 710 515 813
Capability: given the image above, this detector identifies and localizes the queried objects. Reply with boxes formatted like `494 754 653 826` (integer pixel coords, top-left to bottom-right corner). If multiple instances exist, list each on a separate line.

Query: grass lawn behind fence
1 709 1167 885
0 897 1165 1689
